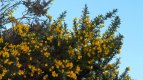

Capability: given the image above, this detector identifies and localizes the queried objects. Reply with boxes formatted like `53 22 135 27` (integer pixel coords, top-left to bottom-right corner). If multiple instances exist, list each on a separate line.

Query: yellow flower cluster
75 66 81 74
52 71 58 77
18 70 24 75
43 74 48 80
0 37 3 43
66 71 77 80
55 60 62 68
20 43 30 53
0 12 126 79
13 23 29 36
66 62 73 69
0 51 9 58
0 68 7 79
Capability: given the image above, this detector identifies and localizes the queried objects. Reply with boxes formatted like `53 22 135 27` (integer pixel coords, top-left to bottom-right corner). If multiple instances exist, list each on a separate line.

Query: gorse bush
0 0 131 80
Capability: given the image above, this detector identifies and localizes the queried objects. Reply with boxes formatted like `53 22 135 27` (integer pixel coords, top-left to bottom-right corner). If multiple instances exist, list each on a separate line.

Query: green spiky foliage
0 0 131 80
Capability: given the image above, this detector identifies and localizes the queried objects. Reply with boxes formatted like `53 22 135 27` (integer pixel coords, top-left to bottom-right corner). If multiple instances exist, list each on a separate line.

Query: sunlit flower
13 23 29 36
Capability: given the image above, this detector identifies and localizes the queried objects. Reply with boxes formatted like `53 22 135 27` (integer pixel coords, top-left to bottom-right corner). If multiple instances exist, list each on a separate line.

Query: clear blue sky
48 0 143 79
13 0 142 79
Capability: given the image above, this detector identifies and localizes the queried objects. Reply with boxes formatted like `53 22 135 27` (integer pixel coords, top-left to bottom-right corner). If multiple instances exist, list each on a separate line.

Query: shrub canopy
0 0 131 80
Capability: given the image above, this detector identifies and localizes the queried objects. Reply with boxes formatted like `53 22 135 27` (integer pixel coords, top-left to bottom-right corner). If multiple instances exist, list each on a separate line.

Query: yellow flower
13 23 29 36
49 66 54 71
31 40 36 44
78 55 82 60
37 68 42 75
0 37 3 43
16 57 19 61
11 50 19 56
4 59 9 64
17 62 22 68
66 62 73 69
47 35 53 42
66 71 77 80
28 65 36 73
58 41 61 46
76 52 82 60
44 52 50 58
0 69 7 79
2 52 9 58
55 60 62 68
45 64 48 67
8 61 13 65
3 69 8 74
52 71 58 77
34 45 39 49
43 74 48 80
29 57 32 61
75 66 81 74
106 64 114 70
39 43 43 46
18 70 24 75
68 46 75 56
20 44 29 52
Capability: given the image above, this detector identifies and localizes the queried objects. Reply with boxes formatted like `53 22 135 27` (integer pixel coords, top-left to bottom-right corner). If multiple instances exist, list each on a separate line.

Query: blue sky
48 0 143 79
12 0 142 79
